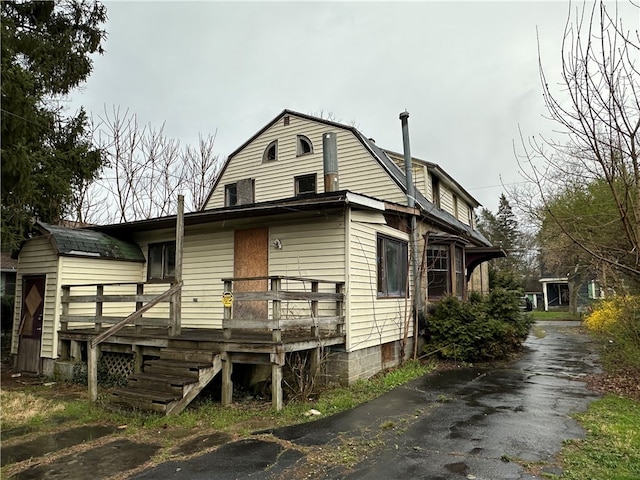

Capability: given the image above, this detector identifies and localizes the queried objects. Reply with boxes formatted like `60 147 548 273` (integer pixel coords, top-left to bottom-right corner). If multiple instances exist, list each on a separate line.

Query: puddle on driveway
12 439 159 480
445 461 469 475
2 425 119 466
172 432 233 456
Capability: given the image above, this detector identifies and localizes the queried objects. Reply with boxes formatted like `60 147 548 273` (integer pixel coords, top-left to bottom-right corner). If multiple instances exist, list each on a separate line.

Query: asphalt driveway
133 320 601 479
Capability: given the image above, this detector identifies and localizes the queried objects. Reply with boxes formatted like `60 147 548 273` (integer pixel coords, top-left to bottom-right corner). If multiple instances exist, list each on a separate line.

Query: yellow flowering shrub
584 299 620 332
585 295 640 372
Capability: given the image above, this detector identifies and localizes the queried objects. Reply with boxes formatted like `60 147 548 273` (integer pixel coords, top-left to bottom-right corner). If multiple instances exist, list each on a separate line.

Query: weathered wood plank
222 275 345 285
223 316 344 330
62 294 163 303
231 291 343 301
91 282 182 348
61 315 170 326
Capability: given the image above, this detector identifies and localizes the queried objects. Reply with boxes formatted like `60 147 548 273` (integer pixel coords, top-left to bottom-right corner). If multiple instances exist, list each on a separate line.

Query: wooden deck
57 276 346 413
59 325 346 355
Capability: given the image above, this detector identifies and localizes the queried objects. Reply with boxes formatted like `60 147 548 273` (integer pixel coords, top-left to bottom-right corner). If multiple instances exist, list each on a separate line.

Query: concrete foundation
326 338 414 385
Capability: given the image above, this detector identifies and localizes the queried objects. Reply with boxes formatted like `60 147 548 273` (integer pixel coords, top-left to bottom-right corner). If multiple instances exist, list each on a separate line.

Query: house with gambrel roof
11 109 503 413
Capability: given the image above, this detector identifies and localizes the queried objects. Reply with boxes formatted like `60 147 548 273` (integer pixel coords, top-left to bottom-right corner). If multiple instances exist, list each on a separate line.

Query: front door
17 275 45 373
233 228 269 320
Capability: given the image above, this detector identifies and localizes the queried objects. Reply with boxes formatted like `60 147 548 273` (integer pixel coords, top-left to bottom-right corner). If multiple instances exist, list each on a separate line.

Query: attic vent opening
297 135 313 156
283 115 290 126
263 140 278 162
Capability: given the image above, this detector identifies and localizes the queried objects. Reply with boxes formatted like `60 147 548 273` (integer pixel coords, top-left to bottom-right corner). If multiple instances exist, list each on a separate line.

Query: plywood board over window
233 228 269 320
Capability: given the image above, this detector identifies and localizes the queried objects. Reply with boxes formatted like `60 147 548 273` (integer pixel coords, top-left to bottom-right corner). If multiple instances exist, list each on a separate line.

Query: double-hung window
427 244 466 299
427 245 449 298
147 241 176 281
377 235 408 298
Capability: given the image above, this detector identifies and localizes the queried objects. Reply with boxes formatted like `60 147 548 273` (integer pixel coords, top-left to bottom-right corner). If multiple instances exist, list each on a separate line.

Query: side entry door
17 275 46 373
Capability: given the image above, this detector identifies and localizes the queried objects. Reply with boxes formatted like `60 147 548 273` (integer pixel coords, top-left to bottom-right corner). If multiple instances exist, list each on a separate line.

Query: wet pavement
3 321 601 479
132 320 600 479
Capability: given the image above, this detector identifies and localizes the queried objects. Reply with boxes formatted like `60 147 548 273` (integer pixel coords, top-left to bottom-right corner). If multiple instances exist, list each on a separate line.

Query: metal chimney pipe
399 111 422 320
400 111 415 208
323 132 339 192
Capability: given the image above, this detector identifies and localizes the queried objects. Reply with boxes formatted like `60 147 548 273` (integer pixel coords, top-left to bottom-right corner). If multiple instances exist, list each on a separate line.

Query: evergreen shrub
424 288 533 362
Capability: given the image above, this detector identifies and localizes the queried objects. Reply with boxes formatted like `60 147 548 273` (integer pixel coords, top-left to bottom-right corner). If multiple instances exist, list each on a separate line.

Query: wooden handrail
91 281 182 348
221 275 345 285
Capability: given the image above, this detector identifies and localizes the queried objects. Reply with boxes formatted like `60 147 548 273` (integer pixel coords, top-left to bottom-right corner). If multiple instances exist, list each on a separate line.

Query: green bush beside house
423 288 533 362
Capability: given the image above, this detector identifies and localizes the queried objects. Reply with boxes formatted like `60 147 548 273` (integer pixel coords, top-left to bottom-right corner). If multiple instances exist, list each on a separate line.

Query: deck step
112 386 181 403
127 373 197 395
108 352 222 415
160 348 219 363
110 387 180 413
143 359 207 378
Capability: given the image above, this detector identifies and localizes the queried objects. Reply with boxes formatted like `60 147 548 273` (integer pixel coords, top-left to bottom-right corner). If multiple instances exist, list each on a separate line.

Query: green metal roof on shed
36 222 145 262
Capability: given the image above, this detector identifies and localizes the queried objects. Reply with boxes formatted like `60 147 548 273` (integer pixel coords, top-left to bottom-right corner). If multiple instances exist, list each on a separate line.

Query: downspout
399 111 422 325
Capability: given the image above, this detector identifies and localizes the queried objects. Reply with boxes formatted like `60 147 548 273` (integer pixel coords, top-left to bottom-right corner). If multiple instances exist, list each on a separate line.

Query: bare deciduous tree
71 106 221 224
514 0 640 290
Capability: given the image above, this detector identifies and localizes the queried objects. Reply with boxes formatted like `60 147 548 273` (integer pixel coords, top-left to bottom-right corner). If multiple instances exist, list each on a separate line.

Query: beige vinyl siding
458 201 472 226
59 258 145 337
413 165 428 198
180 230 234 328
440 184 455 216
12 237 58 357
134 229 234 329
426 171 434 202
348 211 413 352
269 214 346 320
386 151 428 201
205 115 407 209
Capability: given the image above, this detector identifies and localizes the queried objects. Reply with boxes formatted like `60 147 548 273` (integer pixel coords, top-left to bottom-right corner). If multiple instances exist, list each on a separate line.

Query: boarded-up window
381 341 395 364
377 234 408 298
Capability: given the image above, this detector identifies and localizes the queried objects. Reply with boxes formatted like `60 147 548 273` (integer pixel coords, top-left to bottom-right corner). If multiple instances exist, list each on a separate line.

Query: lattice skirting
100 351 134 379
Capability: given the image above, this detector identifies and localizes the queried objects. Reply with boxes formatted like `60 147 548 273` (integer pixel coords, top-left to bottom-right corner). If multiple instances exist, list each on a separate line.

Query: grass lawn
560 395 640 480
1 359 436 478
528 311 581 321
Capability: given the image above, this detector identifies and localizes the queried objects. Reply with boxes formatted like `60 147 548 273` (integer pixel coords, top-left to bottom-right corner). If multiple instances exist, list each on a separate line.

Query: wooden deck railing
221 276 345 341
60 281 181 335
60 281 183 402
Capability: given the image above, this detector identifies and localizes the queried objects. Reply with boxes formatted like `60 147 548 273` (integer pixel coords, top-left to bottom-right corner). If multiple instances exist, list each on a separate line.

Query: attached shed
12 223 146 375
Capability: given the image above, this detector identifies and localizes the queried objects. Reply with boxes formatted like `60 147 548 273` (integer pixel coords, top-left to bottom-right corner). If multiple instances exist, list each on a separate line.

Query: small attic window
263 140 278 162
297 135 313 156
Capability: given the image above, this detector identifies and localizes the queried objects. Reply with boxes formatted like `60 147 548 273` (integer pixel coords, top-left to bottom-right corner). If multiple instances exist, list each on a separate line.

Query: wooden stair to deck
110 347 222 415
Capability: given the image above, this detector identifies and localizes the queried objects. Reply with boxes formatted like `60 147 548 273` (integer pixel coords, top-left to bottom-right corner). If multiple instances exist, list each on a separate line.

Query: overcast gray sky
67 0 638 212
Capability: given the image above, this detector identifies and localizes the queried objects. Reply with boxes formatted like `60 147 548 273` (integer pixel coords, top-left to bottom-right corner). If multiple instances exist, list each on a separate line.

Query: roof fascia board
345 192 385 211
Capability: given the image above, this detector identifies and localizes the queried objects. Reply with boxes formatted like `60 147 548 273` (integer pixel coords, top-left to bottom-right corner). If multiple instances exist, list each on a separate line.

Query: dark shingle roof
356 135 492 247
37 222 145 262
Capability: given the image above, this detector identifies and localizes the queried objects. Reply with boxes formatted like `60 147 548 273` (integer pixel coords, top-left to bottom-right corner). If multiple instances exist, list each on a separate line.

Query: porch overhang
89 190 386 235
465 246 506 281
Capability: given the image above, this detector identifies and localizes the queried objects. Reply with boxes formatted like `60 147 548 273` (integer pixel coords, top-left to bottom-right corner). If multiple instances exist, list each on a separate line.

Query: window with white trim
377 235 408 298
427 245 449 298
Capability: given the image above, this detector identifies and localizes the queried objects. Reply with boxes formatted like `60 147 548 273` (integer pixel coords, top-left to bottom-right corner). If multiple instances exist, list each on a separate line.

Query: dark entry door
233 228 269 320
17 275 45 373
